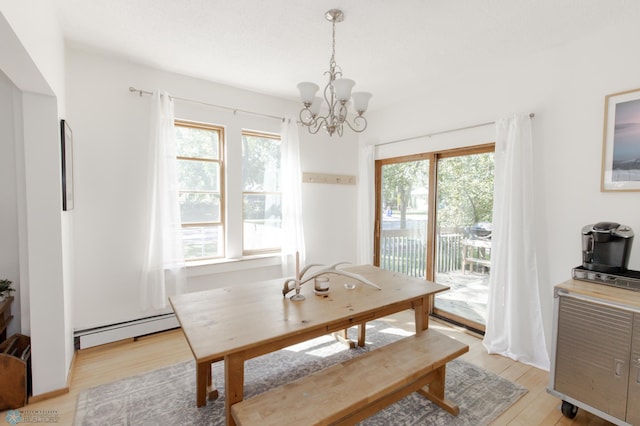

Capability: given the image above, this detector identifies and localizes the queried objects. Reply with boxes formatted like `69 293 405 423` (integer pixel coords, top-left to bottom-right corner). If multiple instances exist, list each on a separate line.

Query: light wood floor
2 311 614 425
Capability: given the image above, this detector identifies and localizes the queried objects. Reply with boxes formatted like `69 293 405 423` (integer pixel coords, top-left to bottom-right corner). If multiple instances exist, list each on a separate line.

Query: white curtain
280 118 306 276
140 90 186 310
357 141 375 264
482 114 550 370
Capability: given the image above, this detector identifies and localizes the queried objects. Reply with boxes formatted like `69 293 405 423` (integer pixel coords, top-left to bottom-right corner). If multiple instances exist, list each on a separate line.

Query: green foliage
242 134 281 192
242 133 282 223
382 160 429 228
243 194 282 221
436 153 494 228
175 123 222 228
175 126 219 159
381 152 494 230
0 279 14 295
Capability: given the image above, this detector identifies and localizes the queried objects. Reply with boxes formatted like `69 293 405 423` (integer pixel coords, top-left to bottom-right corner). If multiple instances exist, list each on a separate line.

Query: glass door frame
374 152 436 280
373 144 494 332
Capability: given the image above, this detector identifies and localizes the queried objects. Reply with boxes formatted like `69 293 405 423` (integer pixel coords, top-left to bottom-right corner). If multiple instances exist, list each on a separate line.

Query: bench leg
417 365 460 416
331 362 462 425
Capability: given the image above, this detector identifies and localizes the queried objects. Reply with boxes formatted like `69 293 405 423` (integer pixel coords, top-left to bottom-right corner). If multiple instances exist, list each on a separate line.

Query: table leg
333 323 367 347
357 323 366 347
414 297 430 332
196 362 209 407
207 360 220 401
225 353 245 426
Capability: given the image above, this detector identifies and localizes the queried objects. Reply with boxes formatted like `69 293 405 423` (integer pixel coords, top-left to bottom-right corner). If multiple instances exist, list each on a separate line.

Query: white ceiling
54 0 635 111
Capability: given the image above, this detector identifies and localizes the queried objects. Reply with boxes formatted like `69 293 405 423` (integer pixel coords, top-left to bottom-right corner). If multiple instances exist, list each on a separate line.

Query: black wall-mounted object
60 119 74 211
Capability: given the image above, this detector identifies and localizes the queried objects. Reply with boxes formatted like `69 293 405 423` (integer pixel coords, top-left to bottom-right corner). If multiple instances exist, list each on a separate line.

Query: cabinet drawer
627 313 640 424
554 295 632 420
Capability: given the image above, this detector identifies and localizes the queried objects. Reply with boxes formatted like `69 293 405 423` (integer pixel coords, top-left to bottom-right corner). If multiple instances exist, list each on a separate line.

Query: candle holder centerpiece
282 252 381 301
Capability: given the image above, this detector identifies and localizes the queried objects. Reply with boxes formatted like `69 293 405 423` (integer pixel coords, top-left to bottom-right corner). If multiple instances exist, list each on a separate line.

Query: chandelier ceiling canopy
297 9 372 137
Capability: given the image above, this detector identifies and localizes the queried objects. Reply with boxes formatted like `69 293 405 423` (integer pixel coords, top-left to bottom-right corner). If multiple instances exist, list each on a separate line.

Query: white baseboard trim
74 313 179 349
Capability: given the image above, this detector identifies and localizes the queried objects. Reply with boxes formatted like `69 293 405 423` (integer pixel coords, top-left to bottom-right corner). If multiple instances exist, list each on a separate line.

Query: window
375 144 494 332
241 130 282 254
174 120 224 260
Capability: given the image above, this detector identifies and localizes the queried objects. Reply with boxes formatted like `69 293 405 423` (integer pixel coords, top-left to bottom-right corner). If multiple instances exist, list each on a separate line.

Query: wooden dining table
169 264 450 426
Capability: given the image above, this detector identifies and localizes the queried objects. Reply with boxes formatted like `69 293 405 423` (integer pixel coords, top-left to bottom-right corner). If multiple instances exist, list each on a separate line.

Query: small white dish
344 282 357 290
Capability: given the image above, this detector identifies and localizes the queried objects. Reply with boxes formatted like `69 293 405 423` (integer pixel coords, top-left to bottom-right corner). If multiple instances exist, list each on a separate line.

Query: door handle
614 359 625 378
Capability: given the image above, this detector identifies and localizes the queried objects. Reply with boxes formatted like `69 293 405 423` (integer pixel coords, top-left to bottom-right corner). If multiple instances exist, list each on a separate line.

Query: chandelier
297 9 372 137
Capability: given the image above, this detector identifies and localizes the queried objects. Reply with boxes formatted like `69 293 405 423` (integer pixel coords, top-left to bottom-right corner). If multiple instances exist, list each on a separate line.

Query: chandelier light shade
297 9 372 137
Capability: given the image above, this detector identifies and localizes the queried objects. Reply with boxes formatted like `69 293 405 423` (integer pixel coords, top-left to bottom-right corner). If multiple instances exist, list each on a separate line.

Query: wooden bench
203 324 367 402
231 328 469 426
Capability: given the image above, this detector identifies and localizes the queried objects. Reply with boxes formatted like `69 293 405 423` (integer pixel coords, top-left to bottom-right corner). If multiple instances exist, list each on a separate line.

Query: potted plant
0 279 14 301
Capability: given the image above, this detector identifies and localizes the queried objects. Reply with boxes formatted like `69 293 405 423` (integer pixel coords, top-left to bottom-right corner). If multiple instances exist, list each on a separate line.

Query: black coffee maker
582 222 634 273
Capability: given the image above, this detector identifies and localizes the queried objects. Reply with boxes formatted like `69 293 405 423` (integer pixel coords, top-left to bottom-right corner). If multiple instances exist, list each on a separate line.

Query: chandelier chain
331 18 336 69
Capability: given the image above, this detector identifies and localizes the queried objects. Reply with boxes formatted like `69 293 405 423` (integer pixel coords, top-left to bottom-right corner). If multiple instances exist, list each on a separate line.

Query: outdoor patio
379 228 490 327
434 270 489 326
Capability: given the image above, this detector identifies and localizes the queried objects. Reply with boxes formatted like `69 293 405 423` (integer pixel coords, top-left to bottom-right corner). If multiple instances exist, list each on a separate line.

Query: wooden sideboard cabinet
0 333 32 410
0 297 32 410
549 280 640 426
0 296 14 343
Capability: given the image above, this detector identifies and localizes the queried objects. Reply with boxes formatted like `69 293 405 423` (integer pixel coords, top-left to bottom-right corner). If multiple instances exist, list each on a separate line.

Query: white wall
301 130 359 265
0 3 75 396
66 48 359 330
364 13 640 355
21 92 69 395
0 71 20 337
0 1 64 104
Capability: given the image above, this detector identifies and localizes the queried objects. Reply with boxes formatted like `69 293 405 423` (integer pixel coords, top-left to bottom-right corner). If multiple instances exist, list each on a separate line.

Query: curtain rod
375 113 535 147
128 86 286 122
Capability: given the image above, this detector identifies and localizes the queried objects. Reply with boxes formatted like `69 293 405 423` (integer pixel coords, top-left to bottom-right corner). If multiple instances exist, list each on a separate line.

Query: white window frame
241 129 282 256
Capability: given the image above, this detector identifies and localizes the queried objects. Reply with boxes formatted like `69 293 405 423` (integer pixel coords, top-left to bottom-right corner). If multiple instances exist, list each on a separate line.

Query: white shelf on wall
302 173 356 185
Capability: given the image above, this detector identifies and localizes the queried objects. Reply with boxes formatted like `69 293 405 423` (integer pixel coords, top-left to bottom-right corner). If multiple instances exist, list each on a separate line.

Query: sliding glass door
375 156 431 279
432 150 494 331
375 145 494 332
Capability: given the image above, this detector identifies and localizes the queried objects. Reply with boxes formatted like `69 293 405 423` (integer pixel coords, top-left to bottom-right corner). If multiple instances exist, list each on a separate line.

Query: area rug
74 322 527 425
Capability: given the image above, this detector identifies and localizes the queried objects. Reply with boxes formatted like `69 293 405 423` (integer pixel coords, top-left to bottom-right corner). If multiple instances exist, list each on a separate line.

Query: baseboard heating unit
74 313 179 349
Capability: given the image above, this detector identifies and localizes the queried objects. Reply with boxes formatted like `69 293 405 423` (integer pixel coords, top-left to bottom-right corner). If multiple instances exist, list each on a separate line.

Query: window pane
174 120 224 261
434 152 494 327
180 193 220 223
175 125 219 159
242 134 281 192
178 159 220 191
243 193 282 251
181 225 223 259
379 160 430 278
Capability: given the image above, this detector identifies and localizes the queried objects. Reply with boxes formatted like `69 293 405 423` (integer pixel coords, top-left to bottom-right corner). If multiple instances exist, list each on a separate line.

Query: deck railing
379 230 464 278
436 233 464 273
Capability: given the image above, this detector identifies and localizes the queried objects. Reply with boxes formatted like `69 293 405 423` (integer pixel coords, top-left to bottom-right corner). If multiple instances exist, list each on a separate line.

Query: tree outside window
241 130 282 254
174 120 224 260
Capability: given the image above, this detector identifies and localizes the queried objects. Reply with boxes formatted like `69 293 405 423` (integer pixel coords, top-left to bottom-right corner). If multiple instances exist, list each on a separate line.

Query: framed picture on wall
601 87 640 191
60 119 74 210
